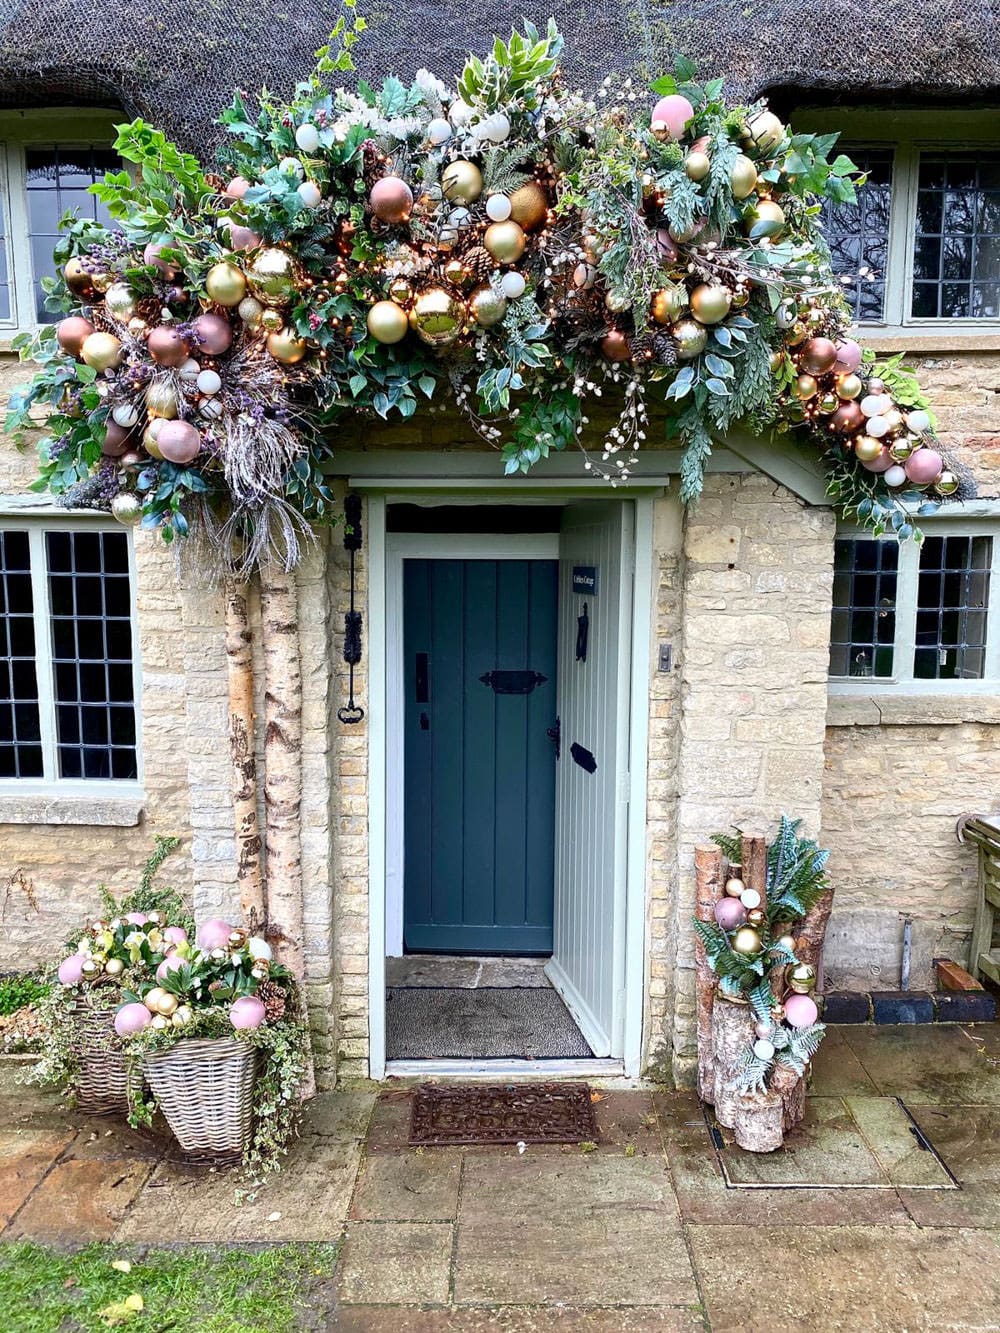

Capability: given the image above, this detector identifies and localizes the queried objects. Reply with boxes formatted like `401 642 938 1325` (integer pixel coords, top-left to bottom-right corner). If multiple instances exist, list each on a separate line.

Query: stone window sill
857 330 1000 355
0 793 144 826
827 694 1000 727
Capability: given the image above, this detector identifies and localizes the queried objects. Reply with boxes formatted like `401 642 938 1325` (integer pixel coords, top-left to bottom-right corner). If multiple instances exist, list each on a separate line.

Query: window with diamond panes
821 148 893 323
912 153 1000 320
914 534 991 679
46 530 137 779
0 530 43 777
830 538 899 678
24 145 118 323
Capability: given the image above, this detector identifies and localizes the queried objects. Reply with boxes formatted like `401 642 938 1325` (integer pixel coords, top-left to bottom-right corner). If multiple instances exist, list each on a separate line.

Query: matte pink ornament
904 447 944 486
125 912 148 925
651 95 695 140
225 176 251 199
228 224 261 252
143 242 179 279
101 420 134 457
861 446 894 473
114 1002 153 1036
833 339 862 374
197 918 234 950
191 312 233 356
163 926 187 946
58 954 85 986
148 325 191 367
229 995 267 1030
157 420 202 465
156 955 185 981
783 993 819 1028
714 898 748 930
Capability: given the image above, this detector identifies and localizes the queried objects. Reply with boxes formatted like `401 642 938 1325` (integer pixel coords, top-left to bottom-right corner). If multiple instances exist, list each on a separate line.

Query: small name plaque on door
572 565 598 596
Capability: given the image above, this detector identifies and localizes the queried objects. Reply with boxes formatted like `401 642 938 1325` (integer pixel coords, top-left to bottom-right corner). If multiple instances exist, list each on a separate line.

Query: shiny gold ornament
261 308 284 332
743 109 785 156
787 322 809 346
935 470 960 496
80 332 123 372
388 276 416 306
732 927 762 955
788 963 817 994
746 908 766 928
605 290 630 314
730 154 758 199
366 300 410 345
127 317 147 336
143 419 166 458
442 260 468 288
441 160 483 204
836 372 863 400
768 350 786 374
483 220 526 265
247 247 299 307
104 283 137 321
206 261 248 307
651 285 686 325
690 283 732 325
795 373 818 400
469 286 508 328
684 150 711 182
673 319 708 360
238 295 265 329
508 181 549 231
854 435 884 463
145 381 180 420
110 493 142 527
889 436 918 463
746 199 786 234
817 392 839 415
411 286 465 346
267 327 309 365
64 256 95 297
92 271 112 294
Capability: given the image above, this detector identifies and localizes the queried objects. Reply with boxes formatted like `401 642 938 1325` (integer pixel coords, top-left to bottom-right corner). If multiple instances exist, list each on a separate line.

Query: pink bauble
197 918 234 950
369 176 413 224
652 95 695 140
830 401 865 435
157 421 202 465
156 955 186 981
783 993 819 1028
125 912 148 926
148 324 191 367
143 242 180 279
229 996 267 1030
904 447 944 487
163 926 187 946
58 954 85 986
861 447 894 473
714 898 748 930
101 420 134 457
191 313 233 357
225 176 251 199
654 229 680 263
114 1002 153 1036
833 339 862 374
228 224 261 252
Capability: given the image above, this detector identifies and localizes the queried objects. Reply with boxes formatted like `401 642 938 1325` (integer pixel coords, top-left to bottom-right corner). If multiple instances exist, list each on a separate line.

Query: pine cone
257 979 288 1023
653 332 678 367
360 139 385 194
463 246 495 282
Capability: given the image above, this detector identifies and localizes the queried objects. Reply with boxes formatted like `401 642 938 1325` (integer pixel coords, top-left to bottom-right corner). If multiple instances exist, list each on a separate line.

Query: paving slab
364 1090 414 1154
323 1305 706 1330
652 1092 910 1226
844 1096 953 1188
687 1224 1000 1332
56 1119 165 1163
589 1090 662 1155
386 957 482 988
337 1221 453 1304
906 1103 1000 1184
842 1024 1000 1103
0 1126 75 1230
718 1097 889 1187
6 1156 154 1242
302 1091 378 1141
808 1027 880 1096
350 1149 462 1221
116 1135 362 1242
454 1151 697 1307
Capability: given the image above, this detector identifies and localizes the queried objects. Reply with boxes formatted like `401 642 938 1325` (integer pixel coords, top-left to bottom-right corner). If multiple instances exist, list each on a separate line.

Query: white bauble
860 394 890 418
884 465 907 487
740 888 761 909
753 1038 776 1061
297 180 322 208
294 122 320 153
248 935 273 961
179 358 202 382
906 409 931 434
112 403 140 429
278 156 304 178
449 100 474 126
200 397 225 420
867 415 890 438
427 117 451 145
196 369 222 396
500 271 526 299
485 112 511 143
486 194 512 222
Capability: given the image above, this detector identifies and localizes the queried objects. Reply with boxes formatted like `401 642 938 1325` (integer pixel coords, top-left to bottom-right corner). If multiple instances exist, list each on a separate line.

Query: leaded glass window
915 535 991 679
830 538 898 677
0 530 42 778
911 153 1000 320
822 149 893 323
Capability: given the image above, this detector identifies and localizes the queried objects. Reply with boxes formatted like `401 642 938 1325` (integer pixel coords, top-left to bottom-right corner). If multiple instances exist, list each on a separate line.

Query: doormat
410 1082 599 1146
386 986 593 1060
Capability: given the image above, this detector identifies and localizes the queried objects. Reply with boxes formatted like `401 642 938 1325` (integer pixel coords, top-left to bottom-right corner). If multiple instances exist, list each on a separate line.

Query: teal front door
403 558 558 954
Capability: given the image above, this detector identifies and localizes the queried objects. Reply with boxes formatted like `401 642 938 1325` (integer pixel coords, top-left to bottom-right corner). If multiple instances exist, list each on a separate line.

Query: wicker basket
72 998 134 1117
142 1037 259 1163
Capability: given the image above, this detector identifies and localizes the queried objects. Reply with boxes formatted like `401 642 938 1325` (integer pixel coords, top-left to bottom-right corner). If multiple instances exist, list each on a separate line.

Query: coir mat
409 1082 599 1146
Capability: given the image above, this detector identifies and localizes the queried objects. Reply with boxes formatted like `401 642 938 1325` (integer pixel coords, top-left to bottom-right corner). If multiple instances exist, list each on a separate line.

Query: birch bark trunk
694 844 723 1103
224 576 265 926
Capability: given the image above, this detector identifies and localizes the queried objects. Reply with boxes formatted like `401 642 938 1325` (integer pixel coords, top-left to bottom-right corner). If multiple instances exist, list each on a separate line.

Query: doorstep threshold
385 1057 624 1079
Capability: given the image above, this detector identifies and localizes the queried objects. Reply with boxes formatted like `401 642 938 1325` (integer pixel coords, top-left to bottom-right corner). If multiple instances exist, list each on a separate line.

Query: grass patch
0 1241 337 1332
0 975 48 1016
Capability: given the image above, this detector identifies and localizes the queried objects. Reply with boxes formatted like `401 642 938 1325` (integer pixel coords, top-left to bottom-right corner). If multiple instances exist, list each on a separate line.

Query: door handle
415 652 429 703
547 716 561 759
420 712 430 731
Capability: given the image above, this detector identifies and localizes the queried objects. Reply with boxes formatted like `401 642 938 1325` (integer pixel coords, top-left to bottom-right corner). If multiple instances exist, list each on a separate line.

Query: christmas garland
5 7 960 572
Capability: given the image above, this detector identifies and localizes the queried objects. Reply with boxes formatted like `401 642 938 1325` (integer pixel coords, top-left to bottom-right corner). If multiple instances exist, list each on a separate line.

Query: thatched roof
0 0 997 146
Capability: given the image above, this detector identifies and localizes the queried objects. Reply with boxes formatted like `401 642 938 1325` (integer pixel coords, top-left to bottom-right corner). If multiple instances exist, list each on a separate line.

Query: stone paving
4 1023 1000 1329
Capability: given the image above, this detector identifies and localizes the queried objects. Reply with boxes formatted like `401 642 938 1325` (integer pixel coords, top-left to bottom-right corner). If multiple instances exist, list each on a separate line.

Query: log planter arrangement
694 818 833 1153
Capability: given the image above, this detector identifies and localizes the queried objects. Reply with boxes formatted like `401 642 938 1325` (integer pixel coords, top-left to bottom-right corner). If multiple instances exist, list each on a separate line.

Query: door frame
367 494 654 1079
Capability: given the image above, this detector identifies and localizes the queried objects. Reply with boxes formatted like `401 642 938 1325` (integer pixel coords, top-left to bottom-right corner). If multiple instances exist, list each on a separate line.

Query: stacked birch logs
695 834 815 1153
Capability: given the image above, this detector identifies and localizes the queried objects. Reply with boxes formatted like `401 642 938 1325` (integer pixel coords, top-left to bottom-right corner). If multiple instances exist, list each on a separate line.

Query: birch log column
224 576 265 925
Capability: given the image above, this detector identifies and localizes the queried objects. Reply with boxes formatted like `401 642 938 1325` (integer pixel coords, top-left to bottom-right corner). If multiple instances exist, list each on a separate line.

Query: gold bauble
247 247 299 307
483 220 526 265
143 418 166 458
817 392 839 415
673 319 708 360
261 308 285 332
724 876 745 898
92 271 113 294
690 283 732 325
64 256 95 297
935 469 960 496
854 435 884 463
238 295 265 329
768 350 785 374
746 199 786 234
651 284 686 325
788 963 817 994
469 286 508 328
836 372 863 401
388 277 416 306
104 283 137 321
266 327 309 364
110 493 142 527
145 381 180 420
366 300 410 345
441 160 483 204
730 154 758 200
787 321 809 346
684 150 711 182
742 109 785 156
206 261 248 308
732 927 763 955
777 934 797 953
605 290 630 314
746 908 766 928
888 436 917 463
442 260 469 289
80 332 123 372
508 181 549 231
795 373 818 400
411 286 465 346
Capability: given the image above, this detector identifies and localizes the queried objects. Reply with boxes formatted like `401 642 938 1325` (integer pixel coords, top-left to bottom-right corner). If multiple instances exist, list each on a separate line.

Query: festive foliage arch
7 6 961 572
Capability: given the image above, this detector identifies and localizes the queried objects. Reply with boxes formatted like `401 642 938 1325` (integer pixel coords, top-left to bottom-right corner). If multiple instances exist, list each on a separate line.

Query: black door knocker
576 601 589 662
338 492 365 724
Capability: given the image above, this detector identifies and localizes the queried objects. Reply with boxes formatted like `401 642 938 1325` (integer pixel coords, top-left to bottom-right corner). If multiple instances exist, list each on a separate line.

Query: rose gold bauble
366 300 410 344
147 325 191 367
904 447 944 487
101 420 136 457
56 316 95 357
830 400 865 434
266 328 309 365
651 285 686 325
370 176 414 224
64 257 95 297
156 420 202 464
799 337 838 376
143 242 179 279
192 313 233 357
80 332 123 372
508 181 549 231
484 220 526 265
601 330 631 362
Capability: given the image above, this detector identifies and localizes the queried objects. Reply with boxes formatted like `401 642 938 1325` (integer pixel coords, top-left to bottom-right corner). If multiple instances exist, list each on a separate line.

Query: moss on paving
0 1241 337 1332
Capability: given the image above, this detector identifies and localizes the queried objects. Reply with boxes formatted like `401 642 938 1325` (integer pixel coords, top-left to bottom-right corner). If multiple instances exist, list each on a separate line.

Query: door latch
546 716 561 758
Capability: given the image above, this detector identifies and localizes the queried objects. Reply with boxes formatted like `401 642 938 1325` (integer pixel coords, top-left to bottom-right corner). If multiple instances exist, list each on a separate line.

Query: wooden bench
964 817 1000 986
